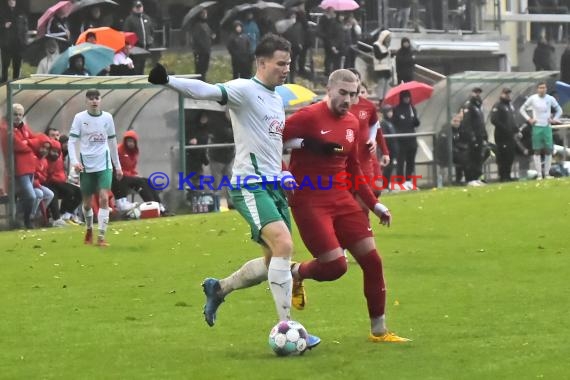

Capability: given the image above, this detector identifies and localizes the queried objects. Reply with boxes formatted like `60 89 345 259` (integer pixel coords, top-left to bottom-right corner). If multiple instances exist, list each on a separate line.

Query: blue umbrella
49 42 114 75
555 81 570 106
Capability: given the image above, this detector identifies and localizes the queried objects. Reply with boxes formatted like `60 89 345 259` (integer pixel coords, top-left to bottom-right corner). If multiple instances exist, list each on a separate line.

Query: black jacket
396 38 415 83
533 41 555 70
191 20 213 54
490 98 518 144
460 97 487 145
227 32 251 64
0 6 28 48
561 48 570 84
123 12 154 48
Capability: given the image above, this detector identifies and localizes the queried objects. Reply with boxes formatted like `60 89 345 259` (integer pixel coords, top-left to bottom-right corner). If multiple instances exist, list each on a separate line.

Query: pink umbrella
37 1 73 37
319 0 359 11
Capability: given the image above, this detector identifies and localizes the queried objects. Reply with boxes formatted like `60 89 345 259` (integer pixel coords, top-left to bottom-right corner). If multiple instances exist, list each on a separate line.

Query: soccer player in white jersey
68 89 123 247
148 34 320 350
519 82 562 179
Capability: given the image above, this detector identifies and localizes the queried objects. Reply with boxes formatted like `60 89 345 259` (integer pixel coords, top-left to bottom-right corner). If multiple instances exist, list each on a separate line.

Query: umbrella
182 1 218 29
37 1 73 37
555 81 570 106
382 81 434 106
283 0 305 8
220 1 286 27
22 35 71 66
69 0 118 15
49 43 115 75
76 27 138 52
275 18 295 34
319 0 359 11
276 83 317 107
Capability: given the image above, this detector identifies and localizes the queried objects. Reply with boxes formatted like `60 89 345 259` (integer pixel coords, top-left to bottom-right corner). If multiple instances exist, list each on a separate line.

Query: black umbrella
69 0 118 15
283 0 305 8
182 1 218 29
220 1 286 27
22 35 71 66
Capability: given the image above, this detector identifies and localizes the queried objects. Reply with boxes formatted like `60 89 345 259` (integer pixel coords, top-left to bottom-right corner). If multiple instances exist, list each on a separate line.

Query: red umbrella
383 81 434 106
37 1 73 37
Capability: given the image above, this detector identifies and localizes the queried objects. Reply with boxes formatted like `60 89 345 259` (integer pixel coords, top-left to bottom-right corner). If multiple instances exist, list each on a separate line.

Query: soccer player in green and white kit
148 34 320 350
519 82 562 179
68 89 123 247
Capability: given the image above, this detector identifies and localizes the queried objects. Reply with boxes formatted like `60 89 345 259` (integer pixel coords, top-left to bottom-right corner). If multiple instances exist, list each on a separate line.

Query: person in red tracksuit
9 103 38 229
29 134 55 226
283 69 410 343
112 130 168 215
46 139 83 225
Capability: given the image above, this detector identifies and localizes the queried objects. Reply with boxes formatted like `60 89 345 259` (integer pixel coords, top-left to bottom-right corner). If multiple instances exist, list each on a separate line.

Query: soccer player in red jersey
347 68 390 198
283 69 410 342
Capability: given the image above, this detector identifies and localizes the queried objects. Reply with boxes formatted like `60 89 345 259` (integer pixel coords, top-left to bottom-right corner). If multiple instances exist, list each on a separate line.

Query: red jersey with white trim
350 96 379 177
284 101 377 209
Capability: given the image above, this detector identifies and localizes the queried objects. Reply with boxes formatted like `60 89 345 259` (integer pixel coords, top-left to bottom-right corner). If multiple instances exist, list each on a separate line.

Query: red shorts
292 203 373 257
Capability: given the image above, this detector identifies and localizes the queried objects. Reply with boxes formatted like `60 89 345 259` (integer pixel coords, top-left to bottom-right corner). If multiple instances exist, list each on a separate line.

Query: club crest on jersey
346 129 355 143
359 110 368 119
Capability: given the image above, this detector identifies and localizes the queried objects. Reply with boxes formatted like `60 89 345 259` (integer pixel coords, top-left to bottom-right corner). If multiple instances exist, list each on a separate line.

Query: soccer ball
268 320 308 356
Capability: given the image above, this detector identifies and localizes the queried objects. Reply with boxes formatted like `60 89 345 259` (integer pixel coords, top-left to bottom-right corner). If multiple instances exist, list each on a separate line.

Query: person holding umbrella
123 0 154 74
63 54 90 76
393 90 420 190
191 8 215 81
0 0 28 83
36 38 61 74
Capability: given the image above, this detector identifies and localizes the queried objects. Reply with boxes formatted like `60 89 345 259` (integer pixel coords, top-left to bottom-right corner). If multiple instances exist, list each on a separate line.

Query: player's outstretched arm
148 63 223 102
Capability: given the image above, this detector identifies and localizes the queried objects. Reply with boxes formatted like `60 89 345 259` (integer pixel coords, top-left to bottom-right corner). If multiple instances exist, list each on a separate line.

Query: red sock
298 256 347 282
354 249 386 318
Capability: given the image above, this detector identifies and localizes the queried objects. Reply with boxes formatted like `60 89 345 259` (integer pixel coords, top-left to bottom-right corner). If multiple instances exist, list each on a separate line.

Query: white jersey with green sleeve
217 78 285 185
519 94 562 127
69 110 117 173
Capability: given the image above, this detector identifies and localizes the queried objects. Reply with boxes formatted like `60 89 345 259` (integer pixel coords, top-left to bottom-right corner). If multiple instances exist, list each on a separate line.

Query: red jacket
46 140 67 183
30 134 52 188
117 130 139 177
13 121 37 176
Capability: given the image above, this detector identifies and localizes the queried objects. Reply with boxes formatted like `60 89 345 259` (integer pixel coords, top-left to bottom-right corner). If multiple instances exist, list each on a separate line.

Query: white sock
533 155 542 176
219 257 268 297
268 256 292 322
544 154 552 176
97 208 110 237
371 314 387 336
83 207 93 229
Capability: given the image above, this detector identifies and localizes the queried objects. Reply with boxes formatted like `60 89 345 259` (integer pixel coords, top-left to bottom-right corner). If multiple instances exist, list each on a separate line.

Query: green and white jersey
217 78 285 185
69 110 117 173
519 94 562 127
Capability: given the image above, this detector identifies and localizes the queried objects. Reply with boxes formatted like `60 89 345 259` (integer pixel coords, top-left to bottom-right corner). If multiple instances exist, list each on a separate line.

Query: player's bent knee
316 256 348 281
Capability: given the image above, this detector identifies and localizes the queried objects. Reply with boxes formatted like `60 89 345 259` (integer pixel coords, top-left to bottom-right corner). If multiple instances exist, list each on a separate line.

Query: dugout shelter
0 74 210 229
414 71 561 182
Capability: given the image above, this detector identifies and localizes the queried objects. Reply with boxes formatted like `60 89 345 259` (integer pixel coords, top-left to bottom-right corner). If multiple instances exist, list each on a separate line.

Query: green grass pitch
1 179 569 379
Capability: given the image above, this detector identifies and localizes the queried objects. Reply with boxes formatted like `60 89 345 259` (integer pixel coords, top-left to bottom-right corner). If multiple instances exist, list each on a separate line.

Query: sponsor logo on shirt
88 132 106 144
346 129 355 143
265 114 284 137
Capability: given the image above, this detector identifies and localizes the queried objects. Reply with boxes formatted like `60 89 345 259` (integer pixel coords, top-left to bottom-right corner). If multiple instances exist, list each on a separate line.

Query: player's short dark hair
59 134 69 144
537 81 547 87
45 127 58 135
86 89 100 98
254 33 291 58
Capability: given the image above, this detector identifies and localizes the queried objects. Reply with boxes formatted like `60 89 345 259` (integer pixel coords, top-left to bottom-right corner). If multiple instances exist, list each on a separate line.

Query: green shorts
80 169 113 196
230 183 291 243
532 126 553 152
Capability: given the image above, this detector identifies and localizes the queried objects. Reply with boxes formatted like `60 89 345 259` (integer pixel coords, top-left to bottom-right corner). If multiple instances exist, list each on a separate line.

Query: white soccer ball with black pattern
268 320 308 356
